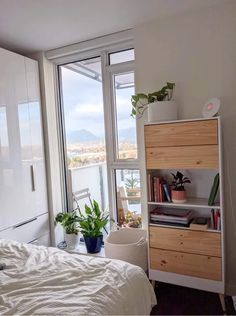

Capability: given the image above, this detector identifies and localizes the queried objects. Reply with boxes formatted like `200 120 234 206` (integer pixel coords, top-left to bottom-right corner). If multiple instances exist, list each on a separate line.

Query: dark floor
151 282 236 315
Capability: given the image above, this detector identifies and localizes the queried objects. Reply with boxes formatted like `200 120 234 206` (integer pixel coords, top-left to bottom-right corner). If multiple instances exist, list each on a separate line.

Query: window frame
52 35 138 223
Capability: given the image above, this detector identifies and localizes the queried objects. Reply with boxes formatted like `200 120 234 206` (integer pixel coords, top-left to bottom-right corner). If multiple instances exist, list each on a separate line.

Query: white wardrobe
0 47 50 246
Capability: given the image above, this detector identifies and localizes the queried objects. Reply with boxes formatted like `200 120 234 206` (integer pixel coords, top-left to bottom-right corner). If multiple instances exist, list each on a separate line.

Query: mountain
66 129 99 143
118 127 136 142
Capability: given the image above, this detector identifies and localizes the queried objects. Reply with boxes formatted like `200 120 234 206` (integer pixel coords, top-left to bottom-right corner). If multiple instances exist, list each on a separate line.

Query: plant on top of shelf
131 82 175 119
171 171 191 204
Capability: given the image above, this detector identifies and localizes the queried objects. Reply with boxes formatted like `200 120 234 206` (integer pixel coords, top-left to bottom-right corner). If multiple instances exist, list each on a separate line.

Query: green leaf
93 200 101 217
85 204 92 215
166 82 175 89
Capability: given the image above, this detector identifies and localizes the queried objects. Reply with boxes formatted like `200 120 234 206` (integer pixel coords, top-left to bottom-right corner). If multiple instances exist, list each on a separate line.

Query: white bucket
65 233 79 249
148 100 177 123
104 228 148 271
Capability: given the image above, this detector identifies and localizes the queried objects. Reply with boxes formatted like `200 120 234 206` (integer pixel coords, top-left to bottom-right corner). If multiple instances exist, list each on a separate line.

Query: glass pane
114 72 137 160
59 57 108 214
109 49 134 65
115 169 141 227
0 106 9 160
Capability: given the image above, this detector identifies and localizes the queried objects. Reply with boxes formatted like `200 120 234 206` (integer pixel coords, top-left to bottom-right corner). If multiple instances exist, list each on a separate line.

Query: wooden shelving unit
148 197 220 209
144 117 225 295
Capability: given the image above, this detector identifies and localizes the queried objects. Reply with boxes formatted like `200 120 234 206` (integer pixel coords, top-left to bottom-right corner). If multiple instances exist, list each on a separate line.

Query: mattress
0 239 156 315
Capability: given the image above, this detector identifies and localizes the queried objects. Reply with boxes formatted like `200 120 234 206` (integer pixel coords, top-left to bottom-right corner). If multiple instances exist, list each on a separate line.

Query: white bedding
0 239 156 315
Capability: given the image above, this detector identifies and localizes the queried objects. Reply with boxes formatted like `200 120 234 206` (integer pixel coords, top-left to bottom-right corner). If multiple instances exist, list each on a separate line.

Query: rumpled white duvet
0 239 156 315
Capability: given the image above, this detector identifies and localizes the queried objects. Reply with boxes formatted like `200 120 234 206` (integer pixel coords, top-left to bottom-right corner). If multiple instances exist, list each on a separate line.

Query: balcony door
58 48 140 225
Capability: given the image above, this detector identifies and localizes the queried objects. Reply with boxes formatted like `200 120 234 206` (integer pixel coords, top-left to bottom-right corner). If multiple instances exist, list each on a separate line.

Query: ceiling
0 0 231 54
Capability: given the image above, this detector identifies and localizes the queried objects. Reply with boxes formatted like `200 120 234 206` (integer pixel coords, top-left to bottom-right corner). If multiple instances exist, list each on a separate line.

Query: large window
58 47 140 226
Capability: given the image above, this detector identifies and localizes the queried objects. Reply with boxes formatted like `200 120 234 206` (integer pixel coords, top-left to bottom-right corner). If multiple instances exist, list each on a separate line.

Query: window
113 72 137 160
59 57 108 213
109 49 134 65
58 45 140 227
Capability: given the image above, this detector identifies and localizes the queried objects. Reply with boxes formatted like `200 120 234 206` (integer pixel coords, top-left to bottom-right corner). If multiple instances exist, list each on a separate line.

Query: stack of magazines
150 208 193 227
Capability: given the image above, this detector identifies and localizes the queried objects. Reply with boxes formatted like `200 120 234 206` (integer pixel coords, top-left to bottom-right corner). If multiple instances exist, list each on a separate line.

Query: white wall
134 2 236 295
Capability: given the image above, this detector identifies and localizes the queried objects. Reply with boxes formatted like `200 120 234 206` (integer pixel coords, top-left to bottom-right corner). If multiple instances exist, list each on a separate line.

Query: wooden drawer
146 145 219 169
144 120 218 148
149 226 221 257
150 248 222 281
0 213 49 243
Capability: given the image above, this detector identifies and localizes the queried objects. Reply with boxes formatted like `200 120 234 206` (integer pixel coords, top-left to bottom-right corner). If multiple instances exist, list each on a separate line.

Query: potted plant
171 171 191 203
77 200 109 253
55 211 79 248
131 82 177 122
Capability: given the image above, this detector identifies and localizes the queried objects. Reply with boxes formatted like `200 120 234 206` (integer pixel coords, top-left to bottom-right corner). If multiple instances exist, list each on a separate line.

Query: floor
151 282 236 315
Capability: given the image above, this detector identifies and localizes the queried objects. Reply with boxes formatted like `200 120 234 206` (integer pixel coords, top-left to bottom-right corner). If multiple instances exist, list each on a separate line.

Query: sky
60 65 135 140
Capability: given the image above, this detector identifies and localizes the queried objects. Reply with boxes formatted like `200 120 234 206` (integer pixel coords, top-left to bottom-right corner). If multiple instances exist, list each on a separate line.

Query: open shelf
149 222 221 233
148 197 220 209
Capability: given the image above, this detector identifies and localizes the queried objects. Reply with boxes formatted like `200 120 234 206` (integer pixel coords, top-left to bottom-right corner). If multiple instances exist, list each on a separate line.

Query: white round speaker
202 98 220 118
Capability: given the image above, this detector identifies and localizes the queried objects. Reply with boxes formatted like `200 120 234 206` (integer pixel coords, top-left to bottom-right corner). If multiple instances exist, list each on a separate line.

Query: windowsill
59 241 105 258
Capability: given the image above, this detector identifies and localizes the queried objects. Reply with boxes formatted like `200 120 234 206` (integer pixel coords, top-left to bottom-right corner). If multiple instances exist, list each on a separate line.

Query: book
150 208 193 225
208 173 219 206
150 220 192 228
210 209 215 229
210 209 221 230
148 174 153 201
163 183 171 202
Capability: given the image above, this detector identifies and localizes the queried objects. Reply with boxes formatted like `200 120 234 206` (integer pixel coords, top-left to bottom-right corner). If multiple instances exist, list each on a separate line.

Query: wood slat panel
144 120 218 148
150 226 221 257
146 145 219 169
150 248 222 281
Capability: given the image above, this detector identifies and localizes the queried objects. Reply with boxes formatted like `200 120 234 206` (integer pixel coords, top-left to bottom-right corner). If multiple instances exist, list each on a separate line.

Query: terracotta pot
171 190 187 203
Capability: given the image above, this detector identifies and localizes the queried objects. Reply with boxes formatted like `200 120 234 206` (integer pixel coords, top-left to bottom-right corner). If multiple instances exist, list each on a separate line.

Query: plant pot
65 233 79 249
147 101 177 123
84 235 103 253
171 190 187 203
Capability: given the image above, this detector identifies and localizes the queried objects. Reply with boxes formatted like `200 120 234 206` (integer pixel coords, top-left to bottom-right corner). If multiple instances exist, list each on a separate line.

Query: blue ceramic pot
84 235 103 253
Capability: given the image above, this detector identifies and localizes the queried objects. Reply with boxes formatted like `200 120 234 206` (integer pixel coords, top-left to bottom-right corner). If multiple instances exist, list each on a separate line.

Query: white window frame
46 31 139 222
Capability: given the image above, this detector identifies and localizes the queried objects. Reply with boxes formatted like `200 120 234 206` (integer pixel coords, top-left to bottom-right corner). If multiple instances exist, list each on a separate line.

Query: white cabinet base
149 269 224 293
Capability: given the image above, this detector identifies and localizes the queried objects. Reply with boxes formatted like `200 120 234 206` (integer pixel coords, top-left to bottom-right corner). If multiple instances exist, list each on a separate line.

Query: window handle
30 165 36 191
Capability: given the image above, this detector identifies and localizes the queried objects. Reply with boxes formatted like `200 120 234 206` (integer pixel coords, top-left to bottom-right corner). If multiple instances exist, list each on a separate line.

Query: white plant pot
65 233 79 249
147 101 177 123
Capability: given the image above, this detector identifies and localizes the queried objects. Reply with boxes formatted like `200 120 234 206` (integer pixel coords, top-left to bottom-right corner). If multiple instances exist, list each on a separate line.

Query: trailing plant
55 211 79 234
77 200 110 237
171 171 191 191
131 82 175 118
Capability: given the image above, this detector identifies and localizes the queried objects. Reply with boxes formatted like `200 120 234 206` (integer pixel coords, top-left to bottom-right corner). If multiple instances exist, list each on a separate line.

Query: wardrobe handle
30 165 36 191
14 217 37 228
29 238 38 244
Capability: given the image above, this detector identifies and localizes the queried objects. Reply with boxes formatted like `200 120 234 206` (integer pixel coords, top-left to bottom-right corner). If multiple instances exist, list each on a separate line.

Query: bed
0 239 156 315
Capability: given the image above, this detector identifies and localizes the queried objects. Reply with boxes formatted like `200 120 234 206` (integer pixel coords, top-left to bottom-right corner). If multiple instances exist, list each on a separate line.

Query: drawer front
144 120 218 148
29 232 51 247
150 248 222 281
146 145 219 169
150 226 221 257
0 213 49 243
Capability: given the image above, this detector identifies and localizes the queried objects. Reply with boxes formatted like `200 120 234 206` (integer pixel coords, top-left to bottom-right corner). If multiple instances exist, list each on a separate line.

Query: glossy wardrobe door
25 57 48 217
